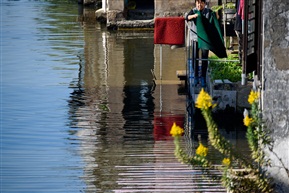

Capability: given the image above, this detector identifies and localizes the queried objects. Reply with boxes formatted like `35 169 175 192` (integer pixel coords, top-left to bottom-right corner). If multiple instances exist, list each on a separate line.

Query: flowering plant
171 88 273 192
170 122 184 137
222 158 231 166
196 143 208 157
248 90 260 105
195 89 216 110
171 123 210 168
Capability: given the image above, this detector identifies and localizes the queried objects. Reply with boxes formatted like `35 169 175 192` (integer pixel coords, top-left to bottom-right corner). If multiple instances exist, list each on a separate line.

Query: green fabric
196 11 227 58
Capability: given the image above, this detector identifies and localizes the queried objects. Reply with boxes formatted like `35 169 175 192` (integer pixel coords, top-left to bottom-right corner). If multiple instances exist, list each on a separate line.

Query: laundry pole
160 44 162 80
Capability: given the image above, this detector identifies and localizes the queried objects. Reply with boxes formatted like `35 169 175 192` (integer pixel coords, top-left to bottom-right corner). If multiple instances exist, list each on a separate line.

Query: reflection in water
153 112 184 141
1 0 249 192
67 24 159 191
122 37 155 141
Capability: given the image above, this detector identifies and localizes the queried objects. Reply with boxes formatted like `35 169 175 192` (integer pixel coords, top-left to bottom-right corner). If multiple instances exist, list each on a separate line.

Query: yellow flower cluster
243 115 253 126
248 90 260 104
196 143 208 157
195 89 215 110
170 122 184 137
222 158 231 166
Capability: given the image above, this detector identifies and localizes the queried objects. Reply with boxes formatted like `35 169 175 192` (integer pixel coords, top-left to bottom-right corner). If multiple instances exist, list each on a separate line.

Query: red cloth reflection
153 112 185 140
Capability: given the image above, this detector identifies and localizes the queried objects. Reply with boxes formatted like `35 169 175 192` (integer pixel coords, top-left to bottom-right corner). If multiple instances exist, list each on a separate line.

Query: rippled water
2 1 87 192
1 1 247 192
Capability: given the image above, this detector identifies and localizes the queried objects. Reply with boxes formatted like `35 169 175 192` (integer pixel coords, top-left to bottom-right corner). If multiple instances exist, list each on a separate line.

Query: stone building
96 0 218 28
243 1 289 192
261 0 289 192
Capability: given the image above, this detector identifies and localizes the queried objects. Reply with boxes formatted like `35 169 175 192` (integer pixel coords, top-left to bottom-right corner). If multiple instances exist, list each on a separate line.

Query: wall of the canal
103 0 219 28
105 0 194 16
262 0 289 192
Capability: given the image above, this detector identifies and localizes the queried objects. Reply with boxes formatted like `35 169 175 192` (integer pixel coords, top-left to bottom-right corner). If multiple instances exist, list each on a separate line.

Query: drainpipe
241 0 248 85
102 0 107 12
223 4 226 48
259 0 264 112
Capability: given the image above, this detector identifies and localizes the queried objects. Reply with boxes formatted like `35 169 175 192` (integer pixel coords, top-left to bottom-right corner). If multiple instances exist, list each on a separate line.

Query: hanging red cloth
238 0 244 20
154 17 185 45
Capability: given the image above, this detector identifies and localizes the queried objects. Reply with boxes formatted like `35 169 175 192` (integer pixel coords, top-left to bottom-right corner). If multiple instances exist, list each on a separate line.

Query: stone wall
154 0 219 17
106 0 125 28
104 0 219 28
107 0 123 10
262 0 289 192
154 0 192 17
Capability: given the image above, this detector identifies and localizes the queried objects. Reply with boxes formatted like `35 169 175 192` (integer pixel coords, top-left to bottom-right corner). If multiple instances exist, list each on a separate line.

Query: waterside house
95 0 218 29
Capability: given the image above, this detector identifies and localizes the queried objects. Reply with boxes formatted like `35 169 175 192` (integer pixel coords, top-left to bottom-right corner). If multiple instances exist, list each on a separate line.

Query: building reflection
68 19 127 191
67 18 171 191
66 17 250 190
68 6 237 191
121 36 155 141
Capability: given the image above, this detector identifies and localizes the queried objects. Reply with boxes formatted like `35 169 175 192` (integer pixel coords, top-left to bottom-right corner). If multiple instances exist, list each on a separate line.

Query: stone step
176 70 186 80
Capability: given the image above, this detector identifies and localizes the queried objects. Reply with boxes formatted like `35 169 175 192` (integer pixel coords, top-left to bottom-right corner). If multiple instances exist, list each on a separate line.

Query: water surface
1 1 245 192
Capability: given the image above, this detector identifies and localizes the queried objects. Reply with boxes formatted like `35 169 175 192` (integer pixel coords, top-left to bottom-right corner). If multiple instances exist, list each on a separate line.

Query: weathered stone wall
104 0 219 27
262 0 289 192
107 0 123 11
154 0 192 17
84 0 96 5
154 0 219 17
106 0 125 28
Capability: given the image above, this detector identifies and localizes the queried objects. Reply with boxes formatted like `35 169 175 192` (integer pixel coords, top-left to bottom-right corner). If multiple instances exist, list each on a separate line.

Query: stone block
210 79 237 110
83 0 95 5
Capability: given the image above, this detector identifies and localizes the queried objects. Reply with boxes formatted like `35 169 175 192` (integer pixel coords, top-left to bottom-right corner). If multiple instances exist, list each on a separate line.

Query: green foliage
211 3 236 12
246 126 259 157
222 169 272 193
172 89 274 192
209 54 241 82
174 138 211 168
246 101 272 166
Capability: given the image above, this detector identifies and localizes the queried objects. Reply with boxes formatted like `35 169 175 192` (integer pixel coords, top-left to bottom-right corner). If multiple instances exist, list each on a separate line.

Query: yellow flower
248 90 260 104
222 158 231 166
243 115 253 127
195 89 215 110
170 122 184 137
196 143 208 157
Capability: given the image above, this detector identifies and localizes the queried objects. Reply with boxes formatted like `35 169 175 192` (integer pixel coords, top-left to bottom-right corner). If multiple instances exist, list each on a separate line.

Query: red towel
154 17 185 45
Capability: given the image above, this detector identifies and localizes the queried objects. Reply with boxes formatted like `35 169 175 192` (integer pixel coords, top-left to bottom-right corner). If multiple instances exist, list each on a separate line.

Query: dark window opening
125 0 154 20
